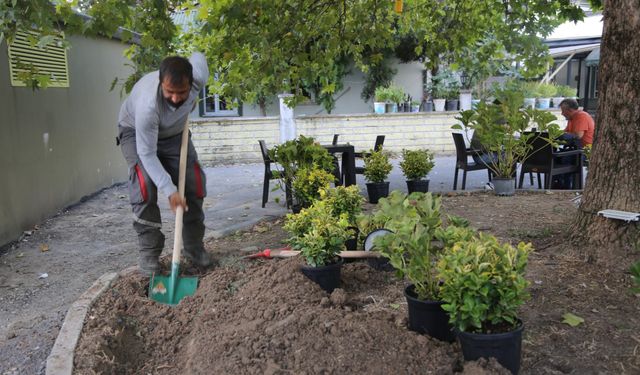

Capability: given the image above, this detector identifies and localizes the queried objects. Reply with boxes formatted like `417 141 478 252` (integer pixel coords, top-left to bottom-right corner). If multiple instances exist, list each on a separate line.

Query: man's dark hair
159 56 193 86
559 98 579 110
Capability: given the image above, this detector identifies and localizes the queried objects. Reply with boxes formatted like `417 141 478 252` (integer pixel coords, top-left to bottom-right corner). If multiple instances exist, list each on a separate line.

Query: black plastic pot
300 260 343 293
366 181 390 204
446 99 459 111
457 321 524 374
422 100 433 112
291 204 302 214
404 284 455 342
406 179 430 194
344 227 359 250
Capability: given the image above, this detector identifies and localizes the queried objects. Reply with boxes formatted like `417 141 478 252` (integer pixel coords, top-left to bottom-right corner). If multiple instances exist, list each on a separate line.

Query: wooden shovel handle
267 250 381 259
171 118 190 265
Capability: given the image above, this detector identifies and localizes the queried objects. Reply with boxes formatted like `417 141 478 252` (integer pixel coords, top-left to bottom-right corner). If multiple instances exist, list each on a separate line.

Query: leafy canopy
2 0 590 102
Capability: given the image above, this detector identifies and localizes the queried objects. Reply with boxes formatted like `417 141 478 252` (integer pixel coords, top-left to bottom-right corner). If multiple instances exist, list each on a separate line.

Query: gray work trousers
118 125 207 260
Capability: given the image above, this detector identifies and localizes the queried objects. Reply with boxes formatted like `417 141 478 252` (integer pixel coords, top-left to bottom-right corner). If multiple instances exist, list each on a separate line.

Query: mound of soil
74 192 640 374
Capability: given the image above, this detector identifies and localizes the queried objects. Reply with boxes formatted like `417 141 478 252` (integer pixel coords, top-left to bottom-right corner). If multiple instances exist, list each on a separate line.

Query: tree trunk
572 1 640 249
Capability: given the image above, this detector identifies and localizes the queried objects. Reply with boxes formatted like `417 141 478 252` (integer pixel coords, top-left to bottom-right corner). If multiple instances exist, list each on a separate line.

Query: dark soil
74 191 640 374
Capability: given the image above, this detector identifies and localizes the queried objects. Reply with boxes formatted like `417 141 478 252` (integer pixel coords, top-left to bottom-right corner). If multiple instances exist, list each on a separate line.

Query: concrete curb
45 271 120 375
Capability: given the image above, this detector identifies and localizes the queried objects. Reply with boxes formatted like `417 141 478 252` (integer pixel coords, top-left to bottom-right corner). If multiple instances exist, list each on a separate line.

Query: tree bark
572 1 640 249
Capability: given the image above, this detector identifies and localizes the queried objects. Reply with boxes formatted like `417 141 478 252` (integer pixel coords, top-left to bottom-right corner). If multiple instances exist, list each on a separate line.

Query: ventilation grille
7 30 69 88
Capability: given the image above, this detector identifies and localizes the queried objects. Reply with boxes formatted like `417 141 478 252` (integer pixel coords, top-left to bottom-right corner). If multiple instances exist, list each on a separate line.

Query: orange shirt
565 110 595 146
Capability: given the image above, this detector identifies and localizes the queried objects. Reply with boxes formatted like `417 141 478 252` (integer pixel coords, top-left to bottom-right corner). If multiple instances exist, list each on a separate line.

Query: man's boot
138 255 161 274
134 222 164 274
183 248 214 268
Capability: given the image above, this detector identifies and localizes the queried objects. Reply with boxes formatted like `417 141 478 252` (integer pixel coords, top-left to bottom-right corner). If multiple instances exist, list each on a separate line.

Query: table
322 144 356 187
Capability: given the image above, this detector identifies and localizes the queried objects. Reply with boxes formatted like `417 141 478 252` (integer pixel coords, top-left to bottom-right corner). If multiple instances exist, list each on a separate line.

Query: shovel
244 248 381 259
149 119 198 305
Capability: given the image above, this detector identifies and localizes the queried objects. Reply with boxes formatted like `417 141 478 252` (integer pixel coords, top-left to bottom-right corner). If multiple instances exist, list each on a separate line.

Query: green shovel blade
149 262 198 305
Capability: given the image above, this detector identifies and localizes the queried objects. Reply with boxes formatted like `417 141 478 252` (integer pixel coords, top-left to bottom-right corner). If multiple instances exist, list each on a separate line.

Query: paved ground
0 154 521 374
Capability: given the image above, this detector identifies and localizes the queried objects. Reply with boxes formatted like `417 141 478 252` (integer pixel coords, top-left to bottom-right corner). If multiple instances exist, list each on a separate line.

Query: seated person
552 99 595 189
559 98 595 147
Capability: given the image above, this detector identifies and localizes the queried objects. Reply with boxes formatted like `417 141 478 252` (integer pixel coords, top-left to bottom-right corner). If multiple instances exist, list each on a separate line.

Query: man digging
117 53 214 274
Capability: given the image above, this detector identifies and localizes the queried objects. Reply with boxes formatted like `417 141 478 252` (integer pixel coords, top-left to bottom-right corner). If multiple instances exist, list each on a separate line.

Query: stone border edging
45 271 122 375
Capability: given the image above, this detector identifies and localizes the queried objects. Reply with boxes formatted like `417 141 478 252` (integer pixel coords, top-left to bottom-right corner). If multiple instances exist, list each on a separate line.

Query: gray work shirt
118 53 208 197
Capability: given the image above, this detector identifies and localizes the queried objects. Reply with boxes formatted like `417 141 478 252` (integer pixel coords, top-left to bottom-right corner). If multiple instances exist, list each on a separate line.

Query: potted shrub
283 200 353 292
429 71 450 112
363 148 393 203
445 81 461 111
399 149 435 193
410 100 420 112
374 86 389 114
553 85 577 108
387 85 405 113
454 87 564 196
520 81 539 109
535 83 556 109
292 166 336 211
437 233 532 374
372 191 456 342
319 185 365 250
269 135 335 210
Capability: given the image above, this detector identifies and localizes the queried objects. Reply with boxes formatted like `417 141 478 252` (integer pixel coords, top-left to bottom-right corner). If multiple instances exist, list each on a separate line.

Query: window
199 86 239 116
7 30 69 88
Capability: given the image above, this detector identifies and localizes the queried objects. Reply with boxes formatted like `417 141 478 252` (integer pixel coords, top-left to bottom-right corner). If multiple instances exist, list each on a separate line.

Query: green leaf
389 303 400 309
562 313 584 327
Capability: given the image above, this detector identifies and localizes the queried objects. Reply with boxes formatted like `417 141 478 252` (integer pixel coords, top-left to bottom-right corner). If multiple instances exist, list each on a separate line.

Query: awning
585 47 600 67
548 43 600 58
542 43 600 83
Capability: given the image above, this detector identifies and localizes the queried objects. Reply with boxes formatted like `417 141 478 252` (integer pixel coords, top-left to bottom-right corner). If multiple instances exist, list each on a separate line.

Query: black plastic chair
452 133 493 190
518 133 583 189
332 134 339 145
258 140 291 208
351 135 385 176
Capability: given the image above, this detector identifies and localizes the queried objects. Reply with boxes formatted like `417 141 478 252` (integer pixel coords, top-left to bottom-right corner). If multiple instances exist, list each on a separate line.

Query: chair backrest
258 140 272 164
374 135 385 151
452 133 468 164
521 132 552 167
332 134 339 145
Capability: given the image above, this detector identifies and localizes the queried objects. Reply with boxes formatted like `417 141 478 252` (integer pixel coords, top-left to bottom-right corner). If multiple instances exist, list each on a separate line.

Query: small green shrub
556 85 576 97
363 149 392 183
319 185 364 226
399 149 435 180
374 86 391 102
283 201 352 267
520 81 540 98
437 233 532 333
269 135 335 206
537 83 557 98
373 192 443 300
292 166 335 208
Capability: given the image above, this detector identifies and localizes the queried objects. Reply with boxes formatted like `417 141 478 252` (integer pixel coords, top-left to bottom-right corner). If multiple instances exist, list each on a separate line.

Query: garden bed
73 191 639 374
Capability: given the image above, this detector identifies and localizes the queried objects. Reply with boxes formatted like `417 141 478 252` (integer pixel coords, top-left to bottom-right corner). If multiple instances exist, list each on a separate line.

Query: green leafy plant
537 83 557 98
269 135 335 205
437 233 532 333
292 167 335 208
319 185 364 227
519 81 540 98
429 69 457 99
454 87 564 178
631 261 640 293
363 149 393 183
399 149 435 181
372 192 443 300
556 85 577 97
283 200 352 267
374 86 391 102
387 85 405 104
